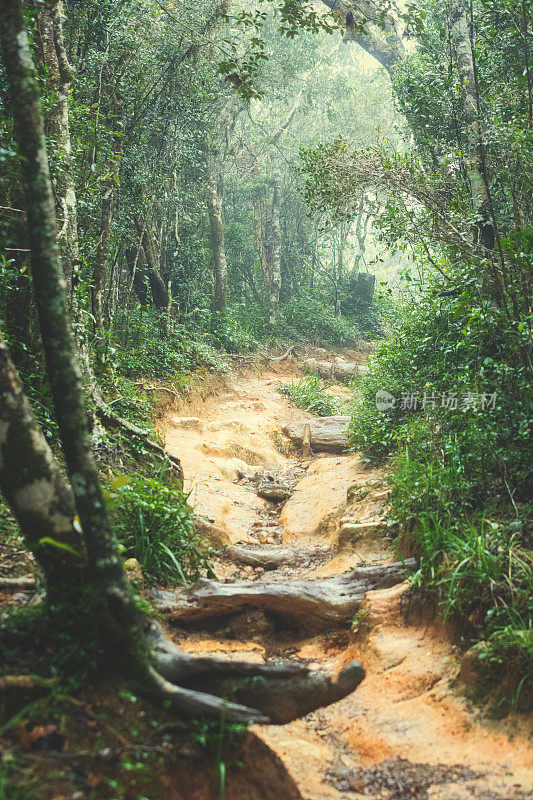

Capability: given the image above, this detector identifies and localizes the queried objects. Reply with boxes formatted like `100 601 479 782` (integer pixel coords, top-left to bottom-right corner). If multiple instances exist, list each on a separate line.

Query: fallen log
152 560 416 631
146 620 365 724
302 358 360 382
282 416 350 453
223 543 330 570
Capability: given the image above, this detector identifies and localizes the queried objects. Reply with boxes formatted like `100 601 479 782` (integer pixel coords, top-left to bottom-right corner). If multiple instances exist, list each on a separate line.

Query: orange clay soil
160 358 533 800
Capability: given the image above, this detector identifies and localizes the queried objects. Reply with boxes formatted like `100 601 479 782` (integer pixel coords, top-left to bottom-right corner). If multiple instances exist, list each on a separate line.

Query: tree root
223 543 329 570
140 664 269 724
0 575 36 590
95 401 183 480
152 560 416 631
145 620 365 724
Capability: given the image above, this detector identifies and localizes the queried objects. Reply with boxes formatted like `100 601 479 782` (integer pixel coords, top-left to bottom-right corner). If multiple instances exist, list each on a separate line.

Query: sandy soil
162 360 533 800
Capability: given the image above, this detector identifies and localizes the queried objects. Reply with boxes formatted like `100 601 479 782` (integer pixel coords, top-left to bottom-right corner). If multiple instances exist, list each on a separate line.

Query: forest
0 1 531 798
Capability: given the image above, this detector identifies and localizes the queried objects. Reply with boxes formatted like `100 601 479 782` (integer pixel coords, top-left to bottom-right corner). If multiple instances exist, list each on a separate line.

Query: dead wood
302 357 359 382
268 345 295 362
152 560 416 631
282 416 350 453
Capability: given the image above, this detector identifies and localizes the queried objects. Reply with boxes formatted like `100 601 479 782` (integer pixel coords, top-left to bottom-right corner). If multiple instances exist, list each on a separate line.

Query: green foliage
274 294 359 346
107 476 213 584
279 372 338 416
408 515 533 710
111 310 227 379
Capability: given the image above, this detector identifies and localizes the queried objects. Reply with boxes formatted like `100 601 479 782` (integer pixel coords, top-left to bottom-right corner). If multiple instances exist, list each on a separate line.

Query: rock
338 521 385 547
192 516 229 548
124 558 144 589
458 641 488 687
257 482 292 502
282 417 350 454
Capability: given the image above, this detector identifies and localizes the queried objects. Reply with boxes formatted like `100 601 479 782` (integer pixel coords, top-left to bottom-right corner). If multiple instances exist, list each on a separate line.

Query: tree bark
449 0 493 250
152 561 415 631
34 0 78 287
206 147 228 315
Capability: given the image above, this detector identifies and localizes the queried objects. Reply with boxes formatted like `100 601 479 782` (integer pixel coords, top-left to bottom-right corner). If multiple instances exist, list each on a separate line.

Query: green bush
409 515 533 710
279 372 339 416
111 309 227 378
274 294 359 346
349 280 532 705
107 476 213 584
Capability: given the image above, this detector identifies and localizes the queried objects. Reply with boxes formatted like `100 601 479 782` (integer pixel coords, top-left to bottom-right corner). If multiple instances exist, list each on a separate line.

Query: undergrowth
278 371 339 416
350 283 533 710
107 475 214 585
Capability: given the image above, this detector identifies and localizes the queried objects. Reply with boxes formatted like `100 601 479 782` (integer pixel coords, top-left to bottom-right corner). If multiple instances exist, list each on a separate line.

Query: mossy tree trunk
0 0 145 671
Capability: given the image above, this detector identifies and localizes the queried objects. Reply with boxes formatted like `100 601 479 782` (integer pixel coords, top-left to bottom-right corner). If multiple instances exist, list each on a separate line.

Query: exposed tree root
145 620 365 724
153 560 416 631
0 575 36 590
223 543 330 570
95 401 183 480
267 345 296 362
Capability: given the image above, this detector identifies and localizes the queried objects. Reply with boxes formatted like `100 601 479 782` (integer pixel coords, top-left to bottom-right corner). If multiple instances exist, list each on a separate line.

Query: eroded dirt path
161 362 533 800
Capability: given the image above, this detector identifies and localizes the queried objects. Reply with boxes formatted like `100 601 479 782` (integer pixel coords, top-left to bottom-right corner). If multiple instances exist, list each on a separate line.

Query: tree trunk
320 0 404 74
2 201 32 365
135 217 170 311
449 0 493 251
0 0 143 666
34 0 78 287
269 174 282 323
125 243 149 307
206 150 228 315
0 333 84 601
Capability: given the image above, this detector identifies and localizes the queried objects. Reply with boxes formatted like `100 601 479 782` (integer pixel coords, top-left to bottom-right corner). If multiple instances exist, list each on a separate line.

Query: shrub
107 476 213 584
409 515 533 710
274 294 359 346
279 372 339 416
349 279 532 706
111 309 227 378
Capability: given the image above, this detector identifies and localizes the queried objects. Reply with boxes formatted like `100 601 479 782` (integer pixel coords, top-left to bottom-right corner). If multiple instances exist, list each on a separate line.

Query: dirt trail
162 363 533 800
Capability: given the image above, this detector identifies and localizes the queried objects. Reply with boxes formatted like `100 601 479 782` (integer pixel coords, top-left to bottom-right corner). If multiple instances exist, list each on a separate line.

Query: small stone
257 482 291 502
